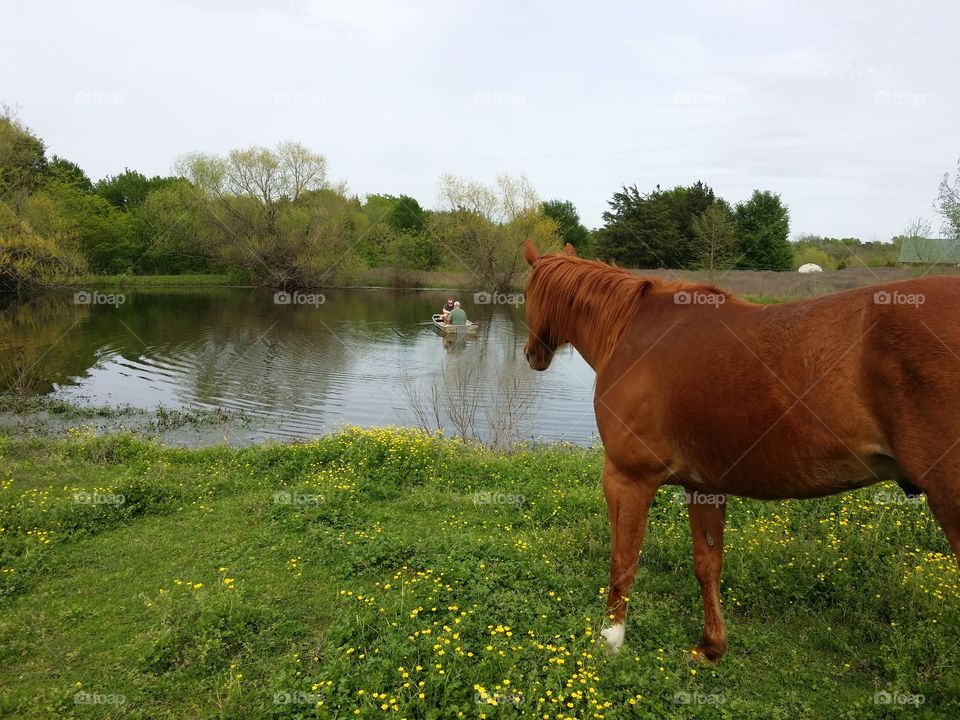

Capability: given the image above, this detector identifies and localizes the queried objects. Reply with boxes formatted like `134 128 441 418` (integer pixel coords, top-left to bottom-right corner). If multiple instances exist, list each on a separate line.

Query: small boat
431 313 478 334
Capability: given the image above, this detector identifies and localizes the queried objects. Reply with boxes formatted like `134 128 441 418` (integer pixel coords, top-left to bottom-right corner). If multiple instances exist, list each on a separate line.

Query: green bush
0 201 86 293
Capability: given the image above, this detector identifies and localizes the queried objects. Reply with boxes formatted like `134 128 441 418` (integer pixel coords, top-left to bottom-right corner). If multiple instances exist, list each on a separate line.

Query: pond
0 288 599 445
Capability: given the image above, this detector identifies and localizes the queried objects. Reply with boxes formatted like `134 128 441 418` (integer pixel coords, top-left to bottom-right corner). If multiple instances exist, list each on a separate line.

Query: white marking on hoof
600 623 625 654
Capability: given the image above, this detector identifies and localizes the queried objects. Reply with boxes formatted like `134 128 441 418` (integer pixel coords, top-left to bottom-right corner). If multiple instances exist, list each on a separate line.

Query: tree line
590 181 792 272
3 107 956 295
0 110 566 293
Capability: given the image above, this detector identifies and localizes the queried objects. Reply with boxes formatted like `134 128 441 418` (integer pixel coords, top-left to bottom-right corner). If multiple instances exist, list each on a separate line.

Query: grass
0 427 957 718
50 266 958 298
742 295 784 305
60 270 486 293
51 267 958 301
62 274 234 288
57 271 482 293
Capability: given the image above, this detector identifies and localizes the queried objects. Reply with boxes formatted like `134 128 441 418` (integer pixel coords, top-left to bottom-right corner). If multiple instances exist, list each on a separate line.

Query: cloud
2 0 957 240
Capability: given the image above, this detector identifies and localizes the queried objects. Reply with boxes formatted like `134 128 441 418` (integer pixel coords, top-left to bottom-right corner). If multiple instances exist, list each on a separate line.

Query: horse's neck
562 270 641 373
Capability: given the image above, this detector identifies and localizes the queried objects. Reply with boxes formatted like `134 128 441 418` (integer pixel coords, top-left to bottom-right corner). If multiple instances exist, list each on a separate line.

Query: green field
0 427 957 718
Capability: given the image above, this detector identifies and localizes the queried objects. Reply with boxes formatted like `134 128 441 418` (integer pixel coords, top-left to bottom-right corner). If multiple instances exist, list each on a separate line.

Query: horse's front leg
686 493 728 661
600 458 658 653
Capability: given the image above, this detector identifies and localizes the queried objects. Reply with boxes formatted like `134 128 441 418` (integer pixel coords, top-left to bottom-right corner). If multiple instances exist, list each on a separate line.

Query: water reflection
0 288 598 444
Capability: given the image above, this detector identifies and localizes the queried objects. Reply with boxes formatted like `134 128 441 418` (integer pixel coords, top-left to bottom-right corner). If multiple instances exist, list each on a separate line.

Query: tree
389 194 427 235
0 109 130 278
95 169 178 211
0 108 48 211
357 194 437 272
360 194 427 236
174 143 345 287
0 201 85 294
541 199 590 251
690 202 737 274
662 180 717 265
175 142 327 209
593 185 682 267
21 182 135 273
438 173 541 224
46 156 93 192
592 181 728 268
277 141 328 202
355 194 398 266
130 179 215 274
936 159 960 239
431 173 560 290
734 190 792 270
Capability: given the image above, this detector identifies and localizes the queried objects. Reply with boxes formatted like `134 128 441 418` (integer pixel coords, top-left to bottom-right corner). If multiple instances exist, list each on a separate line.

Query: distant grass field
57 266 954 298
1 427 957 718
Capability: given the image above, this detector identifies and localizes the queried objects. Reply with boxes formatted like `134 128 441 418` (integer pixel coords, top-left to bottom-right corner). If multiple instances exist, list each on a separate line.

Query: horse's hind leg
926 489 960 564
600 457 658 653
686 494 728 661
916 466 960 564
870 343 960 563
892 446 960 564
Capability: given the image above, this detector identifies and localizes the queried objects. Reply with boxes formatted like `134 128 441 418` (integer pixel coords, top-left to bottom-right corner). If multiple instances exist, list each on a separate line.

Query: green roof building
897 237 960 265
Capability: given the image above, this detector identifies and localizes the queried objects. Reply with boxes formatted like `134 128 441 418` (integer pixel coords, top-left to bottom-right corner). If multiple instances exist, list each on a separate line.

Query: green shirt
449 307 467 325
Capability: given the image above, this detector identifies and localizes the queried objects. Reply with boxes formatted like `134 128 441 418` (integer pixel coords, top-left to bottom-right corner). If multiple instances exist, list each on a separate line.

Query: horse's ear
563 243 577 257
523 239 540 266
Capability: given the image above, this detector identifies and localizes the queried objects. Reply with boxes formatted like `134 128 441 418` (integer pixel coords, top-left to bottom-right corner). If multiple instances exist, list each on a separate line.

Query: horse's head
522 239 576 371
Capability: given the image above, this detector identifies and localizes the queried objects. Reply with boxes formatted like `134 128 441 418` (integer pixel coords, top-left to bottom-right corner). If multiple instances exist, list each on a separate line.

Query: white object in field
798 263 823 273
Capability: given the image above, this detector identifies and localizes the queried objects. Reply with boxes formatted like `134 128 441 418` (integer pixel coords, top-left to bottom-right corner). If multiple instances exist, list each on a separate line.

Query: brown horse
522 239 960 661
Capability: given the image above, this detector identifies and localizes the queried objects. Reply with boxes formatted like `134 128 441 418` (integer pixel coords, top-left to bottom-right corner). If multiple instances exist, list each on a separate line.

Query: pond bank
50 264 960 299
0 396 254 447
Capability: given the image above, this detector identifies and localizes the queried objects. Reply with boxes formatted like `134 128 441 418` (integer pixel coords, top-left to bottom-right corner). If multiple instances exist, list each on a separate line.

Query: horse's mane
527 253 732 370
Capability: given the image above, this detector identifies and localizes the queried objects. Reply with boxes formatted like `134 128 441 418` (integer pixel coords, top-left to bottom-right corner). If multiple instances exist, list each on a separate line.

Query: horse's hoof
690 644 723 664
600 624 624 654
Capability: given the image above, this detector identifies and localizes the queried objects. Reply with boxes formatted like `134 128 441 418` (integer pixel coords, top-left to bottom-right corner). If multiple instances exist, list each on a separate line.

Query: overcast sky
3 0 957 240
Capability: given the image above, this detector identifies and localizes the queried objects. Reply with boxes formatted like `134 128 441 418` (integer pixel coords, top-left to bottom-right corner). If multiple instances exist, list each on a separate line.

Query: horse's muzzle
524 348 550 371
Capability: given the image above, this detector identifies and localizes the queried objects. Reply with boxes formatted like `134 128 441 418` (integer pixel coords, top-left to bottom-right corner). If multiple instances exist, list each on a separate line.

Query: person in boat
448 301 467 326
441 297 455 324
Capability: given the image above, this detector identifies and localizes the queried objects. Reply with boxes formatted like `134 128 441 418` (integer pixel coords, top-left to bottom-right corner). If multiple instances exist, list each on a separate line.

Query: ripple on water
13 289 599 444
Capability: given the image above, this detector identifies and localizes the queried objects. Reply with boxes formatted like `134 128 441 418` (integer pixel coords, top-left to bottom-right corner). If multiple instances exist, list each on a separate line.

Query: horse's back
596 275 960 497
